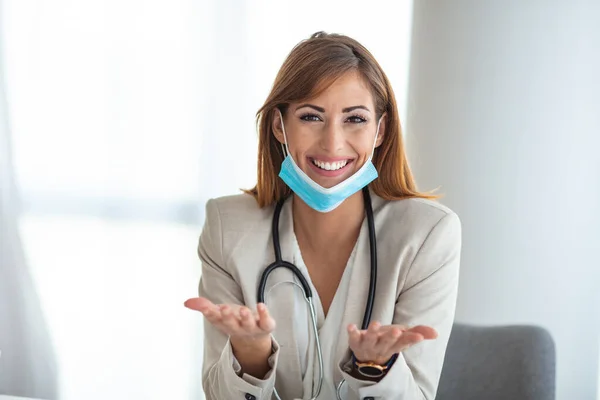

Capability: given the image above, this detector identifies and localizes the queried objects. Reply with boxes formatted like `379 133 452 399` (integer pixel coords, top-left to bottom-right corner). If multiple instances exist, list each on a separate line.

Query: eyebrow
295 104 371 113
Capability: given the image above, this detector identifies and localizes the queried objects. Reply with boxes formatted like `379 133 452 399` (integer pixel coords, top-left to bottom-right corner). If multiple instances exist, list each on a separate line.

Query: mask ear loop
277 109 289 158
280 143 287 157
369 116 384 160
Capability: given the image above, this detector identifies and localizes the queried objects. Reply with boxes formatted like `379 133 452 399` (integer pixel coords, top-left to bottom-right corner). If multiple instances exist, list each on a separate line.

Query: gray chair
436 323 556 400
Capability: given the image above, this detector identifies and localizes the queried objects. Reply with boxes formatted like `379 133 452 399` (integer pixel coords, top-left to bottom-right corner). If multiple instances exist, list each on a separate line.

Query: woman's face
273 70 385 189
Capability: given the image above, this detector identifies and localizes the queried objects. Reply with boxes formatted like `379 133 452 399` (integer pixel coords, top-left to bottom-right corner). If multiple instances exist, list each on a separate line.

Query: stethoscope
257 186 377 400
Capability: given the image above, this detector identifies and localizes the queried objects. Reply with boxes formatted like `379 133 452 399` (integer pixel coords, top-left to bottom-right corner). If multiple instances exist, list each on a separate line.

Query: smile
311 159 349 171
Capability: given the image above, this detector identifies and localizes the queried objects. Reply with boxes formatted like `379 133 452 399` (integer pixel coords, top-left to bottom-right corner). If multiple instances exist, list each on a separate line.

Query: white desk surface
0 396 46 400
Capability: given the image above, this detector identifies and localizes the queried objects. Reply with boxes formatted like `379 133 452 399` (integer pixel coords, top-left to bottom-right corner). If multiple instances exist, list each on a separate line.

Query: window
3 1 413 398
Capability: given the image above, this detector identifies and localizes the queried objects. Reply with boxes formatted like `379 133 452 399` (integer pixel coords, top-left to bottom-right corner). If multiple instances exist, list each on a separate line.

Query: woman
185 31 461 400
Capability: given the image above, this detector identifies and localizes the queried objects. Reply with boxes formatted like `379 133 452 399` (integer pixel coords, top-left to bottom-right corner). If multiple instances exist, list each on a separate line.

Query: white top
290 233 356 400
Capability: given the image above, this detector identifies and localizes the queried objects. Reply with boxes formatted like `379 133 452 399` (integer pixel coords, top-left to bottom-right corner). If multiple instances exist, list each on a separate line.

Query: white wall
406 1 600 399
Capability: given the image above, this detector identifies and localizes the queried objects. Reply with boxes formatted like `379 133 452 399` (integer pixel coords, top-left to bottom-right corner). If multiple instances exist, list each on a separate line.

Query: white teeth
312 159 348 171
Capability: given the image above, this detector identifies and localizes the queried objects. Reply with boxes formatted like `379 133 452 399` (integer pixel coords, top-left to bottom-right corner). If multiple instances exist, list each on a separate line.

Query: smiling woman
185 31 462 400
247 32 434 208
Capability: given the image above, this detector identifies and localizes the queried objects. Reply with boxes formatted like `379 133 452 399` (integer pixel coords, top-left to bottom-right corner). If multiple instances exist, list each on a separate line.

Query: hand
184 297 276 345
185 297 276 378
347 321 438 365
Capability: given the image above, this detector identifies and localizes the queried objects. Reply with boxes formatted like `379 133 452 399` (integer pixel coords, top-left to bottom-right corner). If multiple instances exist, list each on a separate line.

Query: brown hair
244 31 438 207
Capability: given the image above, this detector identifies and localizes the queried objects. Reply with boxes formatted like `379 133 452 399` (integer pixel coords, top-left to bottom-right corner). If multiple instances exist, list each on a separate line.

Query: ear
272 109 285 144
375 113 387 147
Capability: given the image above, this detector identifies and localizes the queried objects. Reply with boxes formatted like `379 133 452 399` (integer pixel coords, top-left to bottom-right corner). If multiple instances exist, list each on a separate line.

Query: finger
347 324 362 349
205 303 224 319
185 298 222 324
199 302 226 329
256 303 276 332
362 321 381 348
373 324 406 338
220 305 241 332
202 311 222 326
391 331 425 353
407 325 438 340
377 326 403 355
239 307 256 330
184 297 215 313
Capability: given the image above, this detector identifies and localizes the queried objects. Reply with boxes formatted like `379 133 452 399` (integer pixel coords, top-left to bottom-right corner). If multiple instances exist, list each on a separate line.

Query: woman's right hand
184 297 276 344
185 297 276 377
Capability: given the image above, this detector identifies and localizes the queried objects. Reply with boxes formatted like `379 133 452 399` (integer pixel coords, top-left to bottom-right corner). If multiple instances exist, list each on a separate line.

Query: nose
320 120 344 153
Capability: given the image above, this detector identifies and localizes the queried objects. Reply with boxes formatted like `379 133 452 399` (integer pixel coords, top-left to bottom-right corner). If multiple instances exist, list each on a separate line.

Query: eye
299 113 322 122
346 115 368 124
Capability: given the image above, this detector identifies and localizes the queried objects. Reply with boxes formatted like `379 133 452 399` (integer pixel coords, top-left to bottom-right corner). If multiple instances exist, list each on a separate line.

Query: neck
292 190 366 253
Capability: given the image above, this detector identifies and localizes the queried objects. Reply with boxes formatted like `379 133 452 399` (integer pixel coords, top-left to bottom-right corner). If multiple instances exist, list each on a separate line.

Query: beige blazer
197 190 461 400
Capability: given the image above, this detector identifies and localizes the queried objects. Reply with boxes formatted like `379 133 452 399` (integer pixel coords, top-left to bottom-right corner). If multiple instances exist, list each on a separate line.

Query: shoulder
372 195 461 259
204 193 274 233
375 195 459 230
201 193 278 279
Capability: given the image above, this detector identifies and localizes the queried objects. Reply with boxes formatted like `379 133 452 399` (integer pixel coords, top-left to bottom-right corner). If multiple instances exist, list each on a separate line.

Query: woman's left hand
347 321 438 365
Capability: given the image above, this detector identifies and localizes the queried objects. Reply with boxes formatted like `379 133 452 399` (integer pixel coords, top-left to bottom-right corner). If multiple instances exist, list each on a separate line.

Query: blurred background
0 1 598 400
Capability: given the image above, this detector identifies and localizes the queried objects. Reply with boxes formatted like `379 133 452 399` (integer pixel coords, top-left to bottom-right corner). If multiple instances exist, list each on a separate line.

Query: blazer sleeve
338 212 462 400
197 199 280 400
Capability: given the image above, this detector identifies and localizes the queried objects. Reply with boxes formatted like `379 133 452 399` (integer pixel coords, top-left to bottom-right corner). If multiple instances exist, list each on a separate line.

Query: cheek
349 136 376 156
286 127 319 152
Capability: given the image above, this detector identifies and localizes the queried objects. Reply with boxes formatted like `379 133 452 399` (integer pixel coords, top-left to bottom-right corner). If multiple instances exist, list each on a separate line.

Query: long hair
244 31 438 207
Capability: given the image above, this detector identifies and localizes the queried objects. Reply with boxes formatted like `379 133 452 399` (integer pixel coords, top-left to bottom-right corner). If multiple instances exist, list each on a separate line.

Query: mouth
311 158 350 171
307 157 354 177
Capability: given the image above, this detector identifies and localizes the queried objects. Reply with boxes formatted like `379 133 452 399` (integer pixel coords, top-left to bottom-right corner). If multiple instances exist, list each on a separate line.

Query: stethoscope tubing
257 187 377 400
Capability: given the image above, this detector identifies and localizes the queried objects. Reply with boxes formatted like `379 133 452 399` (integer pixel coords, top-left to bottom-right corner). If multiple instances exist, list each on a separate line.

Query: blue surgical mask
277 110 382 213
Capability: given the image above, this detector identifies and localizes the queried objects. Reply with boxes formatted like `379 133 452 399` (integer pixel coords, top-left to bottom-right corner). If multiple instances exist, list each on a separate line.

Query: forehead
301 70 374 108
